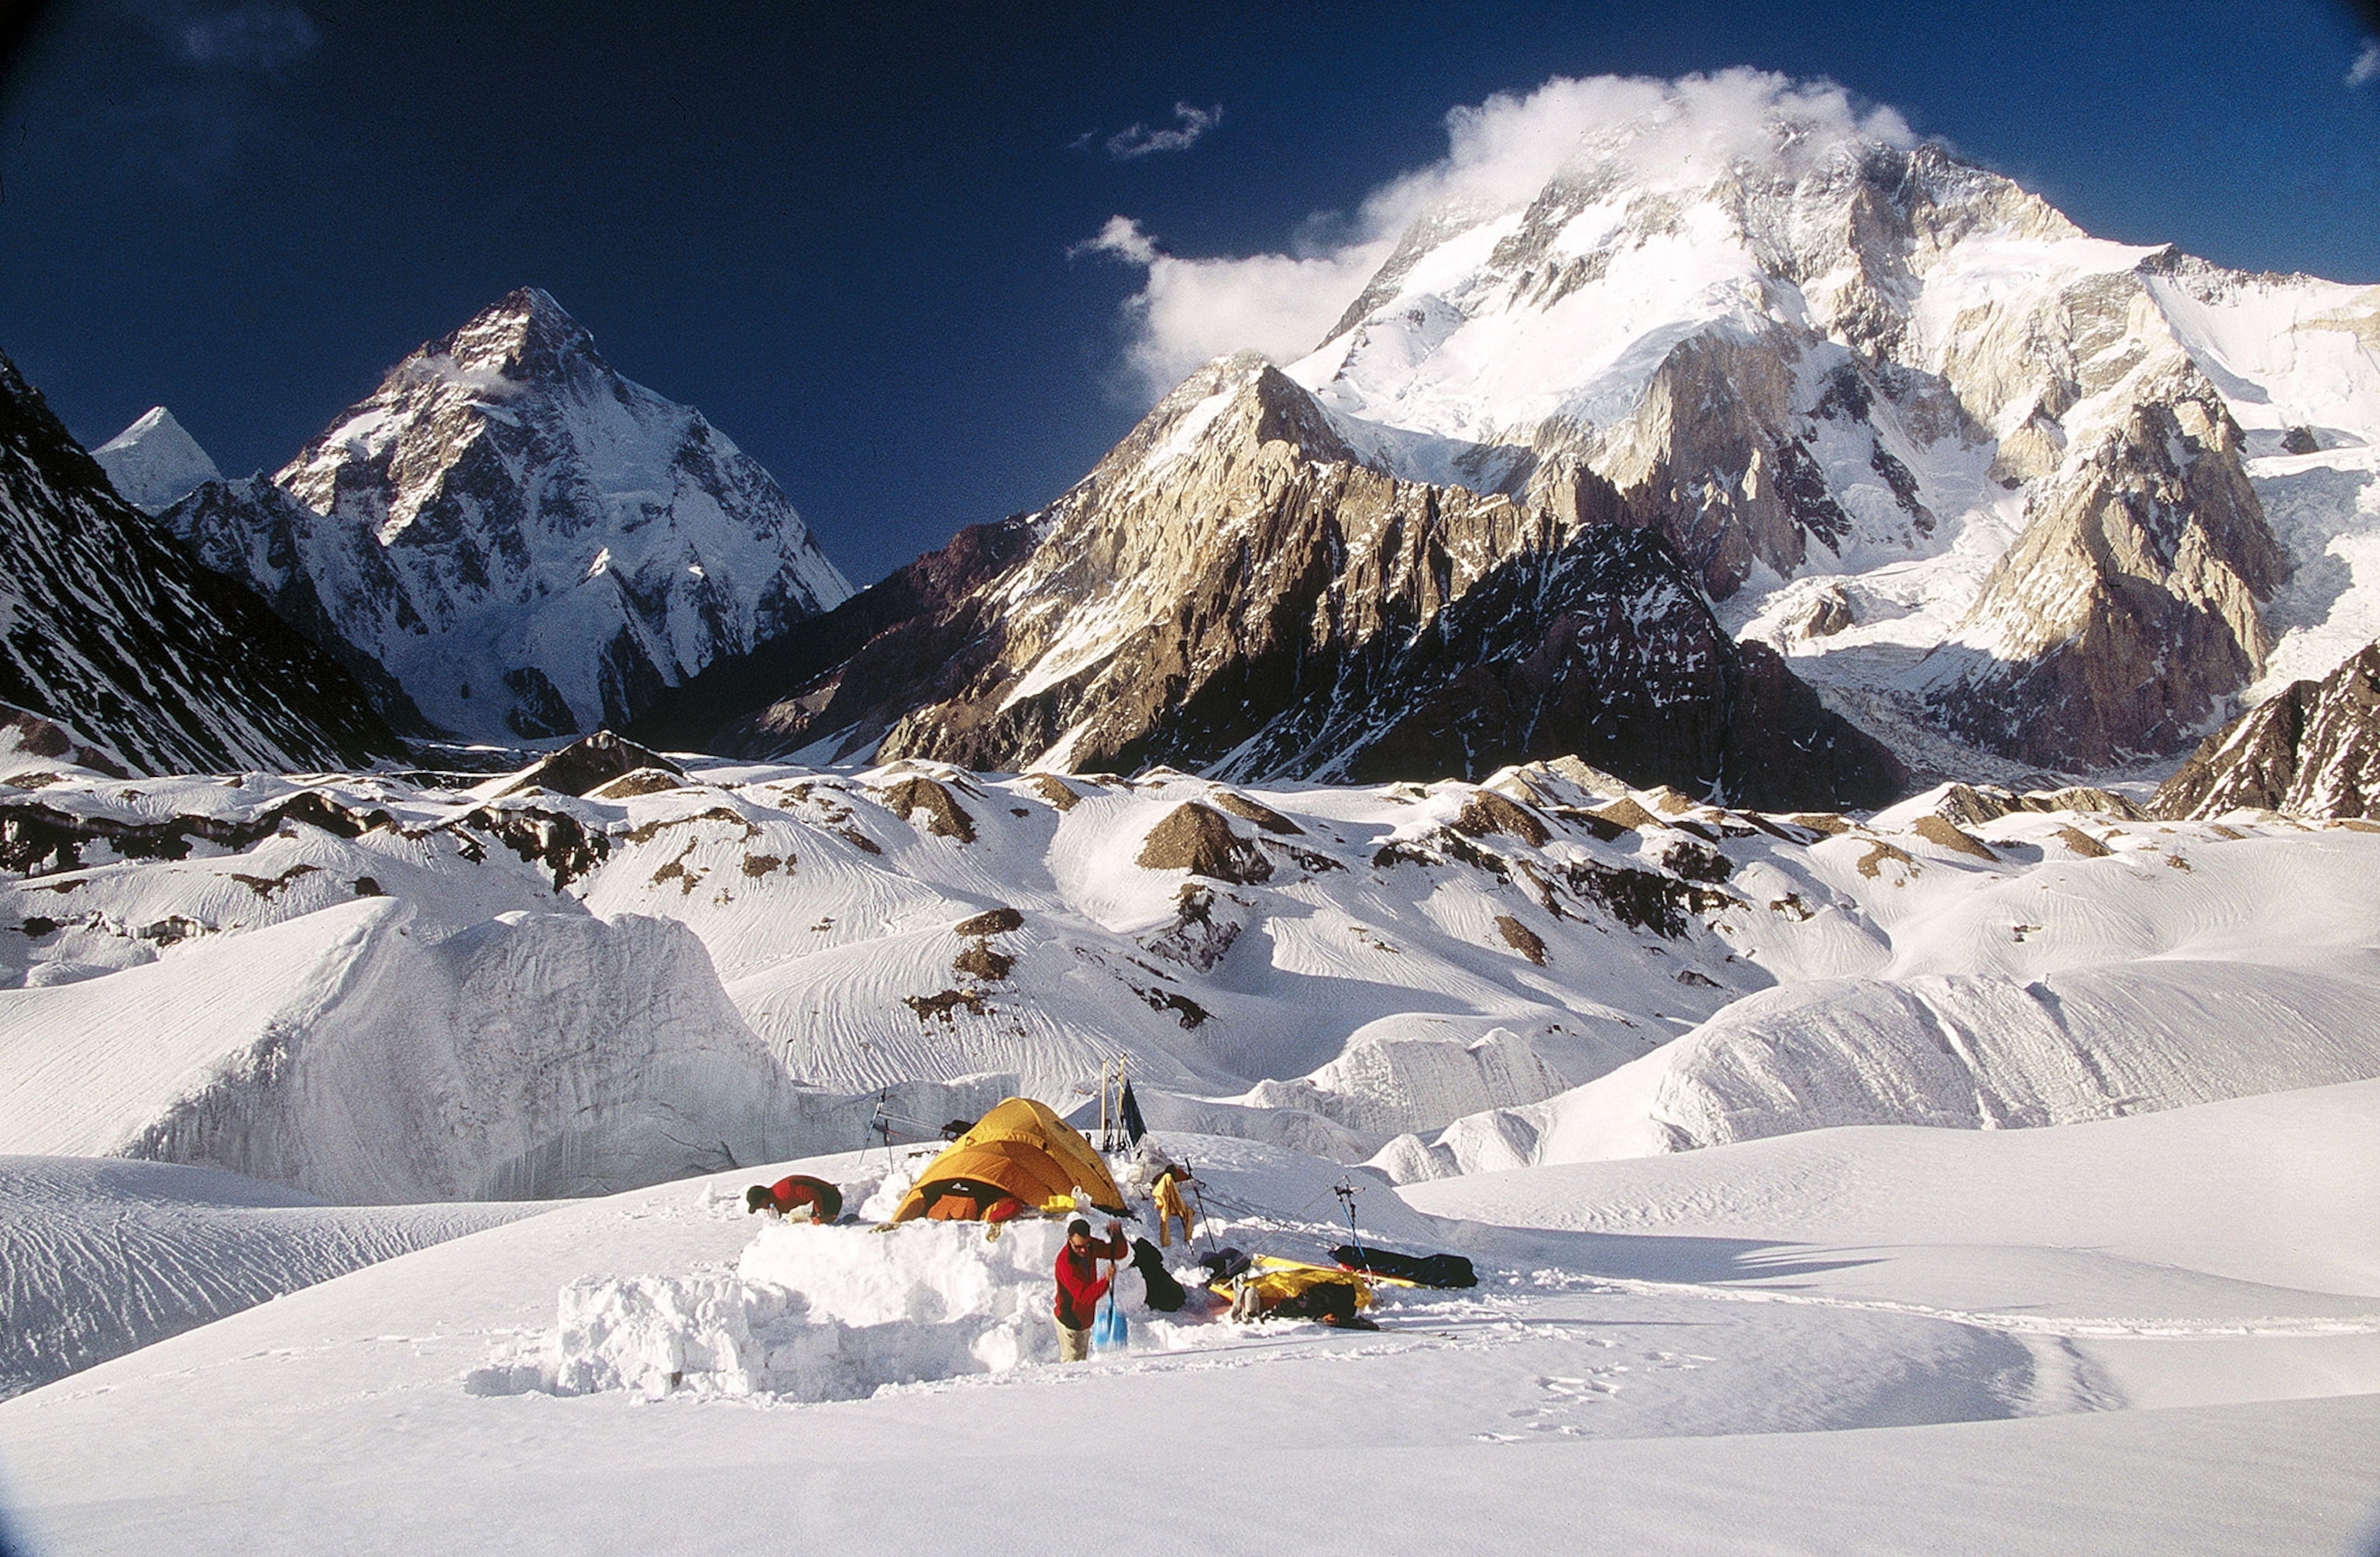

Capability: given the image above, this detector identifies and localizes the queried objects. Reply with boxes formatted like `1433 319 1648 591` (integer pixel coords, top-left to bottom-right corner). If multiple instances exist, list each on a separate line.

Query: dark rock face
636 513 1042 758
2154 643 2380 820
483 730 683 799
156 476 435 735
639 361 1901 810
0 352 397 775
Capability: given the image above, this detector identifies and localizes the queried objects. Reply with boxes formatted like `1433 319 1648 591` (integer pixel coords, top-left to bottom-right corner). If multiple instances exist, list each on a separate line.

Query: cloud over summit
1081 69 1921 400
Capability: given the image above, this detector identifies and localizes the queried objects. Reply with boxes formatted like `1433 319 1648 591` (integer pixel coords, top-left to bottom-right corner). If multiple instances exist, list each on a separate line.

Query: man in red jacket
1053 1216 1127 1362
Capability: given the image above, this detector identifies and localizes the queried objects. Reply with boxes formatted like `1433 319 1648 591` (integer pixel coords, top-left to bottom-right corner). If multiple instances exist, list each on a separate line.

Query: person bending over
744 1174 844 1222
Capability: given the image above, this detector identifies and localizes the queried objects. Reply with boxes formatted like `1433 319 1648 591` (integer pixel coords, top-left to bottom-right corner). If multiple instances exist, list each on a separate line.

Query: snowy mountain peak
158 289 855 744
1254 102 2380 776
436 286 600 383
89 406 222 514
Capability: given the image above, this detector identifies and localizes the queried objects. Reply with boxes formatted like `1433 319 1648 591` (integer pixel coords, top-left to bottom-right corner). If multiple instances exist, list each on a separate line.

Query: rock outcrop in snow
0 351 399 775
158 288 853 742
14 741 2380 1193
2153 641 2380 820
89 407 221 514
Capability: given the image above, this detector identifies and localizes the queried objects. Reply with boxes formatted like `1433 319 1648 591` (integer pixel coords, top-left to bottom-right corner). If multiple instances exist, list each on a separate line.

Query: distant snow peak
90 406 221 514
160 287 855 744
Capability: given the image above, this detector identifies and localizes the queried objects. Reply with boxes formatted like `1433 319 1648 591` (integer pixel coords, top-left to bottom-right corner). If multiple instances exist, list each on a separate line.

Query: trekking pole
1333 1178 1367 1270
1186 1158 1216 1256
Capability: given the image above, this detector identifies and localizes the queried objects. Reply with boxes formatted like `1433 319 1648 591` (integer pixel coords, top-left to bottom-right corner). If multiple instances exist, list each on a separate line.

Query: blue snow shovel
1092 1260 1128 1353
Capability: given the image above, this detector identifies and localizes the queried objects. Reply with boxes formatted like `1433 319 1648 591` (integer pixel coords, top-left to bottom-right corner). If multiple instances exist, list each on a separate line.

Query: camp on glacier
0 34 2376 1557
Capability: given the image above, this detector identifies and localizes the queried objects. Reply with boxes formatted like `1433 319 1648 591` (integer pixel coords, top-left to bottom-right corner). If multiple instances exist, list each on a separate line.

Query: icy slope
0 1155 542 1400
0 352 399 775
159 289 852 741
88 407 220 514
3 1084 2376 1556
1377 799 2380 1177
0 895 813 1201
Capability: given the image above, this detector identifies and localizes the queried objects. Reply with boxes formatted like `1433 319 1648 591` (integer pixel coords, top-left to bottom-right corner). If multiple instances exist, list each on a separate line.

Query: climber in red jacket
1053 1216 1127 1361
745 1174 844 1222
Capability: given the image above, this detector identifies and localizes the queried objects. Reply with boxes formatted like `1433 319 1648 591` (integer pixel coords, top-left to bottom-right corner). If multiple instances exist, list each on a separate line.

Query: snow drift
0 897 803 1202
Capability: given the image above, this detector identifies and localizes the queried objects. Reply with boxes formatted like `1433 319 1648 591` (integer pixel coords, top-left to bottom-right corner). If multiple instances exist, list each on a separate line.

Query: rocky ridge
0 352 397 776
2153 641 2380 820
652 100 2378 794
672 356 1900 809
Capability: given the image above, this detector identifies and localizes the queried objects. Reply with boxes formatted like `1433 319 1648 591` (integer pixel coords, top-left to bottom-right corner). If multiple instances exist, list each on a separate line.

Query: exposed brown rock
1134 802 1271 885
951 941 1014 981
2154 644 2380 820
586 768 688 800
1211 791 1303 835
1025 774 1081 811
1453 791 1551 847
1659 838 1735 882
1928 380 2286 768
1855 840 1916 878
953 906 1023 937
1494 914 1548 965
877 775 975 842
2053 825 2112 858
621 806 758 845
904 989 986 1024
1590 796 1659 833
0 703 129 778
486 731 683 799
1911 814 1997 860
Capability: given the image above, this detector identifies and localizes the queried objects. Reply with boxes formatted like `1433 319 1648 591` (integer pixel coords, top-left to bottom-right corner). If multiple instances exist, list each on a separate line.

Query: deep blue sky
3 0 2376 584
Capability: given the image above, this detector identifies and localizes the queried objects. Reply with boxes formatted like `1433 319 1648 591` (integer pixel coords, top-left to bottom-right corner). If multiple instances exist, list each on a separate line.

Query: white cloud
1079 69 1921 402
180 4 320 70
1104 102 1223 160
2350 41 2380 88
1076 217 1394 397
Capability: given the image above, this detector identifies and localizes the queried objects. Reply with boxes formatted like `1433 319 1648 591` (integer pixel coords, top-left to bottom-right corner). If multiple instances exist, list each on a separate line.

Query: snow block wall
472 1219 1077 1402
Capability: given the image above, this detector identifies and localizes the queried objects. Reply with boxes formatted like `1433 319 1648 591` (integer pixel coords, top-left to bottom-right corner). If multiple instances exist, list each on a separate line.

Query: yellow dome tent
891 1097 1128 1222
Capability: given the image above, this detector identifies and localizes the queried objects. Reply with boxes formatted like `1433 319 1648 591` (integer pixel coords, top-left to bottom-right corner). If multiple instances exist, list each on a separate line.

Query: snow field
5 1086 2380 1555
12 754 2380 1216
0 1155 545 1400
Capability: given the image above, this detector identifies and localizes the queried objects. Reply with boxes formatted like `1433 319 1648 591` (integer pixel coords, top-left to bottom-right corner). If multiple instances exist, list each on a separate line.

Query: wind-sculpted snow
10 736 2380 1212
0 1156 540 1399
1376 794 2380 1178
9 1089 2380 1555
